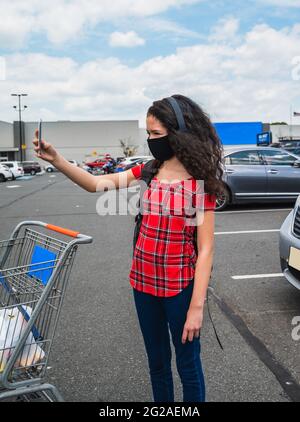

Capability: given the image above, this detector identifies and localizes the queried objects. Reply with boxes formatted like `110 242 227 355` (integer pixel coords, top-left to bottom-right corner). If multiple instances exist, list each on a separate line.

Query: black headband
165 96 189 133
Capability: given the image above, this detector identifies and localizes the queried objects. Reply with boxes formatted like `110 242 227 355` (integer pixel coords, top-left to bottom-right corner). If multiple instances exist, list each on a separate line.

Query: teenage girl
32 94 225 402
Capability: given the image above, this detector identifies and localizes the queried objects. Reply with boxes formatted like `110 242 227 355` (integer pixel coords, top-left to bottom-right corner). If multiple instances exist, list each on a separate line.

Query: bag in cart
0 306 45 373
0 221 92 402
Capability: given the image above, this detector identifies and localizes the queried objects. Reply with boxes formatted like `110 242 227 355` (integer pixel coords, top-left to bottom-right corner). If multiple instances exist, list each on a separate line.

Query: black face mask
147 135 174 161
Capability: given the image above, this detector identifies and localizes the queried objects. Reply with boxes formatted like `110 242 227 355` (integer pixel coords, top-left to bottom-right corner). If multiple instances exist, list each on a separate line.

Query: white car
116 155 153 171
120 156 152 166
45 160 79 172
45 164 58 173
68 160 80 166
1 161 24 179
0 164 13 182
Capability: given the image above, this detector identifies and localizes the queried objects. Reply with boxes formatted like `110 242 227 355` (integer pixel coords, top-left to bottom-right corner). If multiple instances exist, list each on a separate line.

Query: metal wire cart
0 221 93 401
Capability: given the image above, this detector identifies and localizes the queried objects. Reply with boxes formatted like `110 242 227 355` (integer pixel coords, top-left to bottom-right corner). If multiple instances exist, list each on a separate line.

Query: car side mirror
293 160 300 168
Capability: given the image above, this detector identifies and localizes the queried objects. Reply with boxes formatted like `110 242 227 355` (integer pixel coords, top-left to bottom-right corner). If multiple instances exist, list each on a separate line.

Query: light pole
11 93 28 162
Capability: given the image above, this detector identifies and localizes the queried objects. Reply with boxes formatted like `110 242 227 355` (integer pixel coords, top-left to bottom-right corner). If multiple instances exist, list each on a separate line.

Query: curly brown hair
147 94 225 197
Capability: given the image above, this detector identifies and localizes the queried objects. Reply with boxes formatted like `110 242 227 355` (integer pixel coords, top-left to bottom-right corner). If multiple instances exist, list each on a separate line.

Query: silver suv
279 195 300 290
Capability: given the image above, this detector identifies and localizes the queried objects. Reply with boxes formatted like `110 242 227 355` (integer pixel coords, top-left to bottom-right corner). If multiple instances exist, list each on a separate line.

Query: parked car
45 160 78 172
45 163 59 173
115 156 152 172
279 194 300 289
122 158 153 172
85 158 107 170
0 164 13 182
82 164 93 174
1 161 24 179
278 140 300 149
21 161 42 175
217 146 300 210
68 160 80 166
281 147 300 157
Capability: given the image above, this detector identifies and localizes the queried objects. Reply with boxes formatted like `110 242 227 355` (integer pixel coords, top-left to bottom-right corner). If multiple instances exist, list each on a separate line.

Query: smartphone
38 119 43 151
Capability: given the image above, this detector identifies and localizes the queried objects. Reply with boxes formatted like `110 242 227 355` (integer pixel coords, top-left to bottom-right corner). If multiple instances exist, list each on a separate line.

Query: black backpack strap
205 266 224 350
135 159 156 220
133 160 156 253
140 159 156 183
206 287 224 350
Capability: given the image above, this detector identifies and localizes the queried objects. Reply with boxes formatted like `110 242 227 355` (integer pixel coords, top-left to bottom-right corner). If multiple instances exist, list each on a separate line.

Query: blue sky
7 0 298 65
0 0 300 125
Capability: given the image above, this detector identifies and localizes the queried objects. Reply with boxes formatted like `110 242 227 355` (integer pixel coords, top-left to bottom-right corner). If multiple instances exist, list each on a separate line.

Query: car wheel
30 170 36 175
46 167 53 172
12 174 16 180
0 174 5 182
215 187 230 211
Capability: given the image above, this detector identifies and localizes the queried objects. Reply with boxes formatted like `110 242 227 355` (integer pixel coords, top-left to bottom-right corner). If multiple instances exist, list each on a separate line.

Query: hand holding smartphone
33 121 60 165
38 119 43 151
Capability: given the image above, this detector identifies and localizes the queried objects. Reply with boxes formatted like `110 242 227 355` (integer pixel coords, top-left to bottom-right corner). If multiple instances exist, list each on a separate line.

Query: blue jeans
132 280 205 402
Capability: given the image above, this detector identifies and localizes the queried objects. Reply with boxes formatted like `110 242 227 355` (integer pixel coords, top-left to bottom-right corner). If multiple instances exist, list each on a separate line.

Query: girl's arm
51 154 138 193
32 130 139 193
190 210 215 309
181 209 215 343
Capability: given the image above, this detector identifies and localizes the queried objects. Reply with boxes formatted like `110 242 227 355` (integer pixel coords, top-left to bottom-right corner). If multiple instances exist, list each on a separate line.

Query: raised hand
32 129 59 164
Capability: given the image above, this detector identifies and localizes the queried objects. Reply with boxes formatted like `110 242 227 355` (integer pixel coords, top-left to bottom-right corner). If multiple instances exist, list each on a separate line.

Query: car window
287 148 300 155
260 149 297 165
225 150 262 165
280 141 300 148
5 163 13 168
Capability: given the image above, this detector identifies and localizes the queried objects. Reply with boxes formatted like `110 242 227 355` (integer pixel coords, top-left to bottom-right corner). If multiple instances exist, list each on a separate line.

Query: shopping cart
0 221 93 402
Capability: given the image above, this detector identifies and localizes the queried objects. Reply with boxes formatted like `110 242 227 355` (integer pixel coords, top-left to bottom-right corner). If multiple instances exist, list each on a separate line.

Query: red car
86 154 113 170
85 159 107 169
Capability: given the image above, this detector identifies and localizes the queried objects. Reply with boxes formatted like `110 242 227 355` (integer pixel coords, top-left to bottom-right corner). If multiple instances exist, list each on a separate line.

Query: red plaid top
129 163 216 297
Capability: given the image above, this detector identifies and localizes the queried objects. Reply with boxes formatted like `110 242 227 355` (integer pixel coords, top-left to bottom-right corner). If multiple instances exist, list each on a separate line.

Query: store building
1 119 300 164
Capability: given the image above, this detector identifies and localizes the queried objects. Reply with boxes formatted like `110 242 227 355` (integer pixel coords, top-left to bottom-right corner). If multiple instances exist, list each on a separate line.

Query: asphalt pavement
0 172 299 402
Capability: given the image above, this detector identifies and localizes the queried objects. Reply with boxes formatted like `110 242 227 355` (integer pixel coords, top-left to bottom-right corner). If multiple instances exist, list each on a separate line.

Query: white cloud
209 17 240 42
0 0 203 47
0 3 35 48
140 17 203 39
109 31 145 48
1 20 300 125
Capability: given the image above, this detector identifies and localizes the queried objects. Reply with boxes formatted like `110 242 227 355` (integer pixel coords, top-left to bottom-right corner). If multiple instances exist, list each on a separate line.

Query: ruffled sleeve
131 163 145 180
204 193 217 210
193 181 217 211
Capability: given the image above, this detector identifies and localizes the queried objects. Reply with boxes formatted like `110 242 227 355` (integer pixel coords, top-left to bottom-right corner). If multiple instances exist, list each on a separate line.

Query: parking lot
0 172 300 402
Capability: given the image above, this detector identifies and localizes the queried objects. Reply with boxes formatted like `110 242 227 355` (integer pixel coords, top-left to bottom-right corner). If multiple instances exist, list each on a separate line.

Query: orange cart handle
45 223 80 238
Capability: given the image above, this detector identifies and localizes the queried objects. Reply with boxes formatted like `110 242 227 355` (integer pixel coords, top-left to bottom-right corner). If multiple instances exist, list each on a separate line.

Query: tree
119 137 139 157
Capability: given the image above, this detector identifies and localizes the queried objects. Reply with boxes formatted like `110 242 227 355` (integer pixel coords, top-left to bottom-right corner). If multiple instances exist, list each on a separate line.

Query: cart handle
45 223 80 238
8 221 93 244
